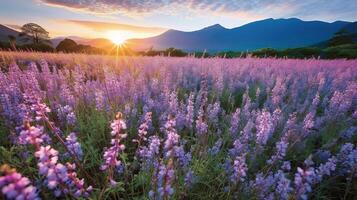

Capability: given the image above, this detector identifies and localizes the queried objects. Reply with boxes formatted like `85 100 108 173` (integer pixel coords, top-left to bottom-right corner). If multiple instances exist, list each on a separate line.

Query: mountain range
127 18 351 52
1 18 355 52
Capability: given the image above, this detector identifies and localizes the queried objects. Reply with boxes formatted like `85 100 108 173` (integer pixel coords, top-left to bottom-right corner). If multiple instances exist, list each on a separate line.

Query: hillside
0 24 19 42
127 18 350 52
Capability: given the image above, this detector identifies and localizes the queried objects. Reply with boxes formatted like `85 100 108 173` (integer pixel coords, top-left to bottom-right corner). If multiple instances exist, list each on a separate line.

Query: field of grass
0 51 356 200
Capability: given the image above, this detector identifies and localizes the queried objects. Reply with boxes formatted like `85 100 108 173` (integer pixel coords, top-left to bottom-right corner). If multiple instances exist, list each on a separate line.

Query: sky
1 0 356 41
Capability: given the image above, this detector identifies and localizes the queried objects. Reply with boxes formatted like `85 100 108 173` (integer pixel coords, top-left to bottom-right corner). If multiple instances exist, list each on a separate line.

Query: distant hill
127 18 350 52
312 21 357 48
342 21 357 34
51 36 114 49
0 24 19 42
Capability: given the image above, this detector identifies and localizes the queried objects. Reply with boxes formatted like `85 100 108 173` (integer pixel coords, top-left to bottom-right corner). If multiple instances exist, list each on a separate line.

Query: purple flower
208 139 223 156
95 90 106 111
65 132 83 161
230 155 248 184
66 163 92 198
163 116 180 158
57 105 76 125
0 164 40 200
282 161 291 171
207 102 220 126
195 109 208 136
35 145 70 196
138 135 161 169
315 157 336 182
267 140 289 164
340 127 357 139
275 170 292 199
135 112 152 144
173 146 191 168
303 111 315 133
256 109 274 146
18 123 47 146
336 143 357 178
101 112 127 184
184 170 195 188
229 139 244 158
185 93 195 128
294 167 316 200
229 108 241 138
156 163 175 199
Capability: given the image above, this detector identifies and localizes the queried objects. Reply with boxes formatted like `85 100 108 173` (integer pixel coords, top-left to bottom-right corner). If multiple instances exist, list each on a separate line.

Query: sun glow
106 30 127 45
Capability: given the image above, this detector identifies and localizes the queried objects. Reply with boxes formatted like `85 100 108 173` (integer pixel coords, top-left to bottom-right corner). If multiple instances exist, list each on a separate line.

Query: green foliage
56 38 107 54
278 47 321 58
252 48 279 57
164 47 187 57
327 29 354 47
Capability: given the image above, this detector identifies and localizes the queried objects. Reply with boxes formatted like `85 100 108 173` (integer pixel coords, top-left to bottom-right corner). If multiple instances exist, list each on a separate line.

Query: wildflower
281 161 291 171
57 105 76 125
294 167 316 200
267 140 289 164
208 138 223 156
101 112 127 184
18 122 48 146
184 170 196 188
157 162 175 199
229 108 241 137
66 163 92 198
185 93 195 128
138 135 161 169
256 109 274 146
173 145 191 168
207 102 220 126
230 155 248 184
340 126 357 139
163 116 180 158
134 112 152 144
64 132 83 161
303 111 315 133
195 107 208 136
0 164 40 200
336 143 357 178
95 90 106 111
314 157 336 182
275 170 292 199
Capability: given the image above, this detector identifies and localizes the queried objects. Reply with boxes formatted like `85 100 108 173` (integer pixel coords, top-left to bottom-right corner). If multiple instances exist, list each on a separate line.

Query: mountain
312 21 357 48
0 24 19 42
127 18 351 52
342 21 357 34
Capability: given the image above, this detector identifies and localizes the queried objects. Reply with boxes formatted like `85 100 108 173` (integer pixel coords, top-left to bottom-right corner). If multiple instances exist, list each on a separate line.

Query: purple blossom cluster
255 109 274 146
0 165 39 200
57 105 76 126
230 155 248 184
64 132 83 161
101 112 127 185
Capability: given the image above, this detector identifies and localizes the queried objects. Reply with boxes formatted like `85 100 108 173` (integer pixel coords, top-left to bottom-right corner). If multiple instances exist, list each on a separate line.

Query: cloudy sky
1 0 356 40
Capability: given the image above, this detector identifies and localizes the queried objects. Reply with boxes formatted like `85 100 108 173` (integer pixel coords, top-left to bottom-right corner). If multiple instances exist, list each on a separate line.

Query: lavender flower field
0 51 356 199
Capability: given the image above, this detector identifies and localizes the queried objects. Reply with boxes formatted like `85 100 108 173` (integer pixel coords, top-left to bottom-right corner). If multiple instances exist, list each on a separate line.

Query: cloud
64 20 167 34
39 0 357 20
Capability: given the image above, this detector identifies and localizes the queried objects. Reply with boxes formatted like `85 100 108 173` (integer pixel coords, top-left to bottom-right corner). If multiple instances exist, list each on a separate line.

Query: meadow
0 51 356 200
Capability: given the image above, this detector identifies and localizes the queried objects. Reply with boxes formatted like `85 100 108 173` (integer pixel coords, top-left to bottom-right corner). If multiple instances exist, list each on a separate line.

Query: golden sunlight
106 30 127 45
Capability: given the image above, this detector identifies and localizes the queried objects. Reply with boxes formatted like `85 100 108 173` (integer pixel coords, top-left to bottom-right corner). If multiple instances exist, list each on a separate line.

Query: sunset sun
106 30 126 45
